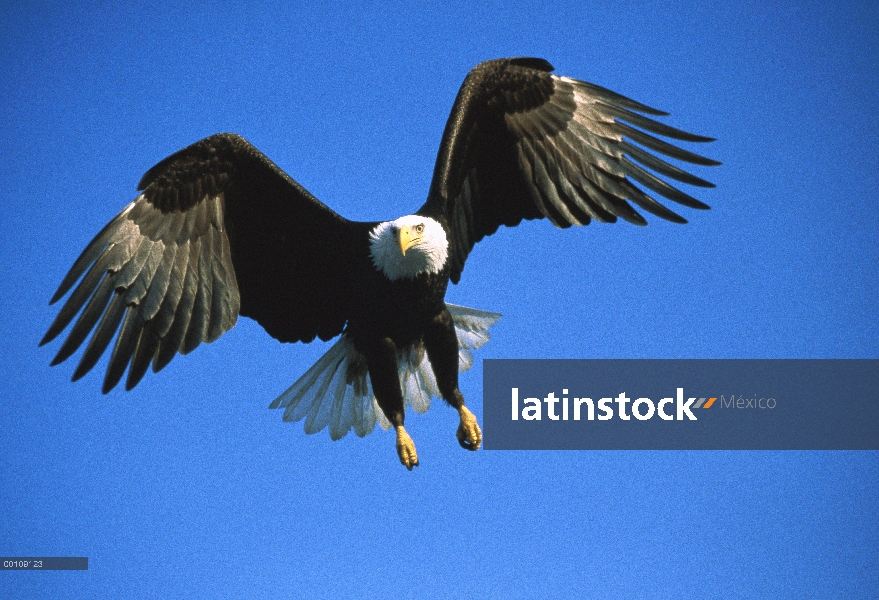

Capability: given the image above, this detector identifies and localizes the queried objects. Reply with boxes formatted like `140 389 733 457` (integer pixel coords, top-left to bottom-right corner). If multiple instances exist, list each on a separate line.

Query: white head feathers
369 215 448 280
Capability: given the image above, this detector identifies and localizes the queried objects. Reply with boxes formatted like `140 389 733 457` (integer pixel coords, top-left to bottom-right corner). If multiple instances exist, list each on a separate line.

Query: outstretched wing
420 57 720 283
41 133 372 393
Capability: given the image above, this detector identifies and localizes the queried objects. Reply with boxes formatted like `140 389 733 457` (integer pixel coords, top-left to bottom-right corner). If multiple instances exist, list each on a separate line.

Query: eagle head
369 215 448 280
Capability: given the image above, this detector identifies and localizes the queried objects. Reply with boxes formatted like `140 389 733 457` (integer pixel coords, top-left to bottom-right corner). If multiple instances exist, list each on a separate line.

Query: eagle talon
456 406 482 451
395 426 419 470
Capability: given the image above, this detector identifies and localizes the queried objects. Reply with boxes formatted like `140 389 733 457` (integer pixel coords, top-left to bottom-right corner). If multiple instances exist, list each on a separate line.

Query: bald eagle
41 58 718 469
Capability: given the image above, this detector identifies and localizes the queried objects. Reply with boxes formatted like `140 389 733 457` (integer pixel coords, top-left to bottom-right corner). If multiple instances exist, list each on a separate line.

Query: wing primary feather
535 97 573 132
568 79 669 116
138 243 177 323
579 177 643 225
42 256 110 346
622 142 715 188
126 322 161 390
49 204 136 304
183 229 213 353
220 225 240 318
519 137 572 227
164 204 190 245
124 197 154 228
134 200 167 238
619 180 688 224
195 192 212 237
170 238 201 356
152 240 189 340
549 78 578 113
604 104 715 142
176 196 202 243
618 123 721 166
122 242 165 306
530 136 589 223
580 159 642 210
532 152 579 226
180 200 213 352
71 292 127 383
154 240 199 369
207 223 235 342
144 202 178 244
567 115 623 157
103 306 143 393
541 131 610 221
210 194 225 231
111 237 151 290
556 136 621 222
624 161 711 210
49 273 115 365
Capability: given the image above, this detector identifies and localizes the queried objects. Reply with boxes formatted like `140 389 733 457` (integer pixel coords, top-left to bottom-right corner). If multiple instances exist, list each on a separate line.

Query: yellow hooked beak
398 225 421 256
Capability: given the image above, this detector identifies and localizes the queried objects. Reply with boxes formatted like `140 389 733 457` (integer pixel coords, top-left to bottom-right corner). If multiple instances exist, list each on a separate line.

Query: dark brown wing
419 57 720 283
41 133 372 393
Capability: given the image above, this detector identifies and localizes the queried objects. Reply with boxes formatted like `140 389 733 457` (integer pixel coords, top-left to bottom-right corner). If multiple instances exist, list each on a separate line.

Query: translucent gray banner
1 557 88 570
483 360 878 450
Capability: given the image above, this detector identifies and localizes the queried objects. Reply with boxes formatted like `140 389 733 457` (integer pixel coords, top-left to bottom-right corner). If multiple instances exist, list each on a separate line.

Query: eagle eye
415 224 424 234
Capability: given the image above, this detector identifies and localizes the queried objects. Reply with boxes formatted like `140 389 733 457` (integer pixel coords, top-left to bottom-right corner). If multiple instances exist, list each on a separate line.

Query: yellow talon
395 425 419 470
456 406 482 451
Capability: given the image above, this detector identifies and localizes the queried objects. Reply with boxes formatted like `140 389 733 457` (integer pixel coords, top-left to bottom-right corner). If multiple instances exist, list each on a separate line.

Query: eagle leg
362 335 419 469
424 307 482 451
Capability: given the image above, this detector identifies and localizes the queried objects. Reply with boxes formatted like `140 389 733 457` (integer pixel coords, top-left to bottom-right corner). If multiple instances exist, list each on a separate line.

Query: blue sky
2 1 877 598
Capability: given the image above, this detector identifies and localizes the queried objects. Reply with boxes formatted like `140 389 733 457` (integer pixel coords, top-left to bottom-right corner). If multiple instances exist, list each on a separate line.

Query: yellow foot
456 406 482 451
395 425 419 470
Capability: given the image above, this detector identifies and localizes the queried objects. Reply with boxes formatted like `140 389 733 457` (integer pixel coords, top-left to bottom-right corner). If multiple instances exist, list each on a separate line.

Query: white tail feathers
269 304 501 440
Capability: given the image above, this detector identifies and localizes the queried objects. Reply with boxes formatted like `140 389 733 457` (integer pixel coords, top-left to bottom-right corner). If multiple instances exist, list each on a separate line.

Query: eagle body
346 263 453 431
42 58 719 469
348 271 449 347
